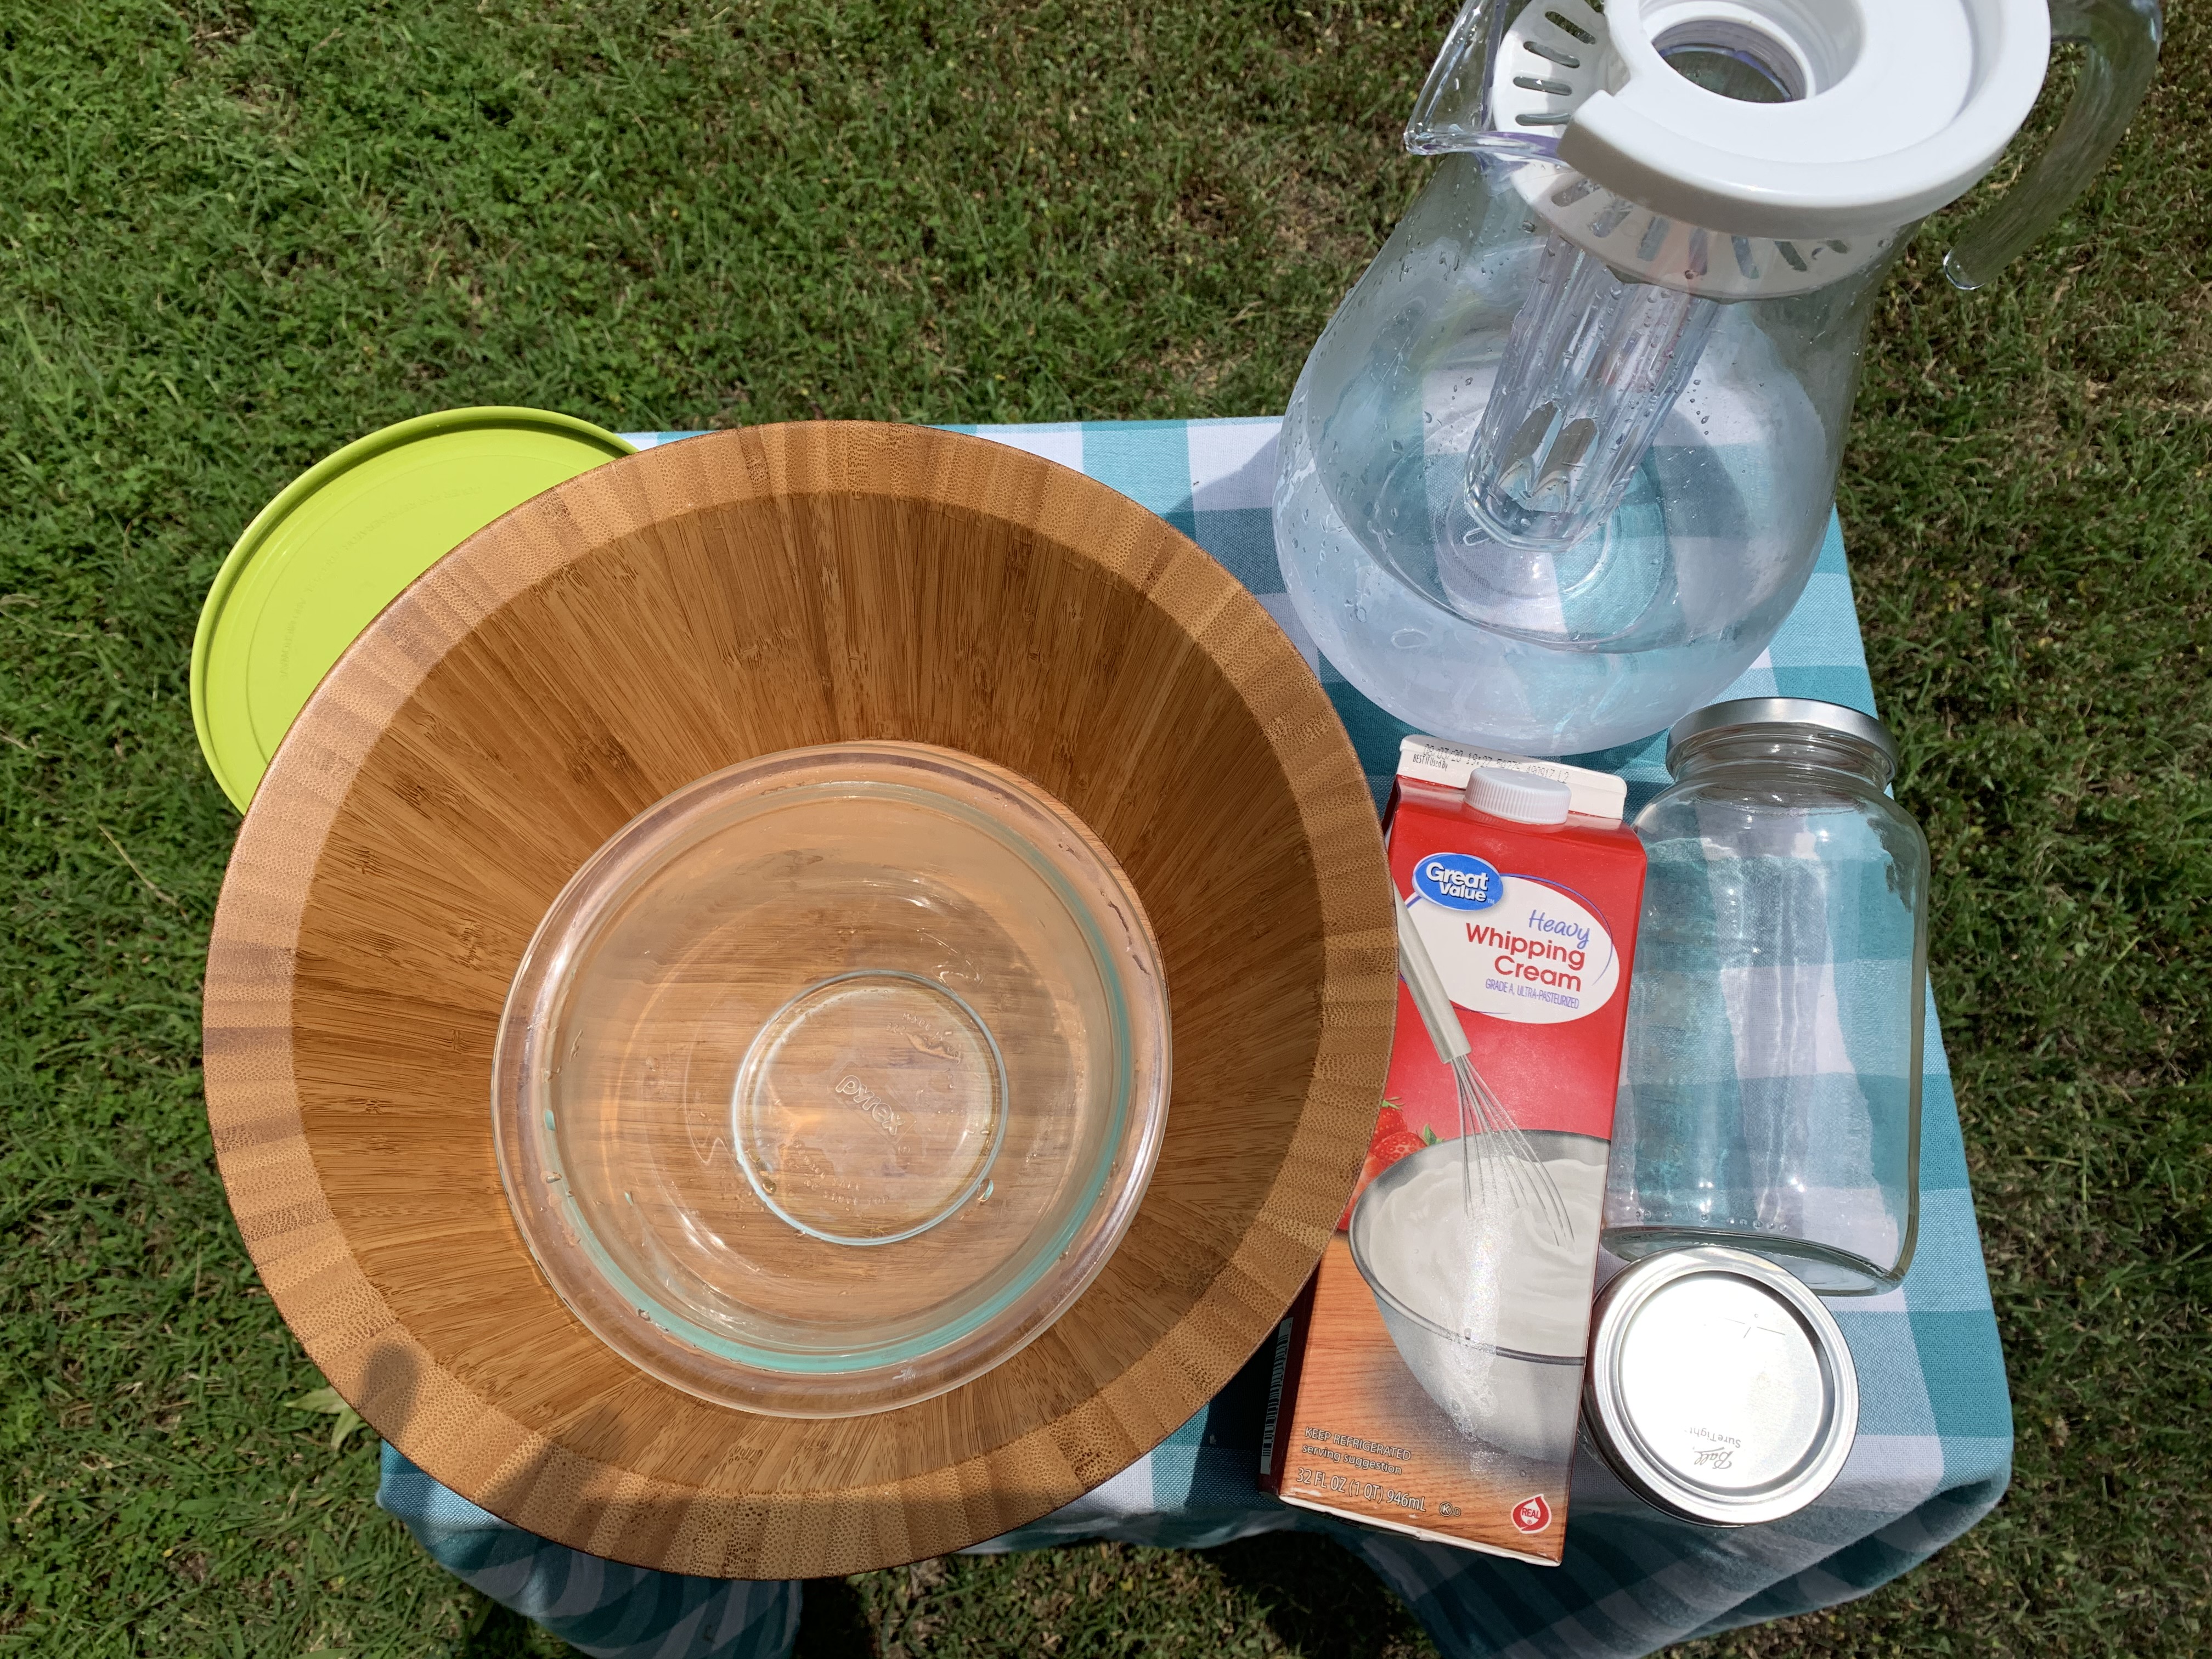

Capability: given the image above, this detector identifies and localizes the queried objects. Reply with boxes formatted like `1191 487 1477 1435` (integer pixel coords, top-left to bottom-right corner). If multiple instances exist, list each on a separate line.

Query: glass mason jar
1606 699 1929 1294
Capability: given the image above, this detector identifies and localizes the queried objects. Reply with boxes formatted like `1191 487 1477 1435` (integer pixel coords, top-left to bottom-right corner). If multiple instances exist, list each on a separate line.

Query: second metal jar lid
1584 1248 1858 1527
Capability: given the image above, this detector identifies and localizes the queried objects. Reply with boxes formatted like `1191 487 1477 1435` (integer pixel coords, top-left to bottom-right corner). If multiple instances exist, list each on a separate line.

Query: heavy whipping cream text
1464 917 1588 988
1408 870 1620 1026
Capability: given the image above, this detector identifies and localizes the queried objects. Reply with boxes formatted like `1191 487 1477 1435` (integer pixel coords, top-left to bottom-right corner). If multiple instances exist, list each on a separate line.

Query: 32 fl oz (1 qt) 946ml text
1291 1471 1426 1512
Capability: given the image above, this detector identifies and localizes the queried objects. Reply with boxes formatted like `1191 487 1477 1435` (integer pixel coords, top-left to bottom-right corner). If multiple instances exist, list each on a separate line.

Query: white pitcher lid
1486 0 2051 240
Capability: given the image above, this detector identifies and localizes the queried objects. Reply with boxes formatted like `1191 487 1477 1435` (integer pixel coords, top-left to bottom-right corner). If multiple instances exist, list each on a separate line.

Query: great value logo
1411 851 1504 912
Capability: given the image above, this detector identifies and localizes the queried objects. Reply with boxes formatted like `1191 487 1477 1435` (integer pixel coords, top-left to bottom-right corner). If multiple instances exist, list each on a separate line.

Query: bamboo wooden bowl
202 421 1397 1578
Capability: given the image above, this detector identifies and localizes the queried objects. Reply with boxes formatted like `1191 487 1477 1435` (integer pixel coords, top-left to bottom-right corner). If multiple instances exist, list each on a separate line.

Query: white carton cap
1396 736 1628 827
1466 766 1572 826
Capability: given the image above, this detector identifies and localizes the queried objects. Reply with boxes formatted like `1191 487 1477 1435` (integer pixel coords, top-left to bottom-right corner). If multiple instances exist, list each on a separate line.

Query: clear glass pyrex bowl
492 741 1171 1417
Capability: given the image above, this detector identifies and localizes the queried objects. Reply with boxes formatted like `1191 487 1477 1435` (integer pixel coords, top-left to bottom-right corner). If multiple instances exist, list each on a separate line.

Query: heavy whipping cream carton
1262 737 1645 1562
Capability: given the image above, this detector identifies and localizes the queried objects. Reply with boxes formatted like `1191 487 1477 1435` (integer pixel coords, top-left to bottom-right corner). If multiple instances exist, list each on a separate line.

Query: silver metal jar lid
1584 1248 1858 1527
1665 697 1898 772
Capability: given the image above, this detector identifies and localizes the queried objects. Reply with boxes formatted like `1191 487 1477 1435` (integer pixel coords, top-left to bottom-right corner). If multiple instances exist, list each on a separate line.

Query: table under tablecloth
374 419 2012 1659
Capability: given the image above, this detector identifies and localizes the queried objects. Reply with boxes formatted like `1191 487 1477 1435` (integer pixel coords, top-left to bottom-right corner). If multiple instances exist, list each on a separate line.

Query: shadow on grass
795 1576 878 1657
1209 1531 1438 1657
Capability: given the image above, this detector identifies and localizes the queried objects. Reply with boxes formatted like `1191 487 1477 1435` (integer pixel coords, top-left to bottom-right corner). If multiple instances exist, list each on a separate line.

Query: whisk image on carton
1265 738 1644 1562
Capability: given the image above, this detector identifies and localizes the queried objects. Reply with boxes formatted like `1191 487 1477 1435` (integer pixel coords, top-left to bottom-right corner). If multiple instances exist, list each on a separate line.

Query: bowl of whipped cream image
1348 1131 1609 1460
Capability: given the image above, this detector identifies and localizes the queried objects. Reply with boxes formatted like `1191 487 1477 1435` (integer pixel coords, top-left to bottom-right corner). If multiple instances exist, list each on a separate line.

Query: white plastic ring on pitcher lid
1584 1248 1859 1526
1491 0 2052 241
1465 765 1572 825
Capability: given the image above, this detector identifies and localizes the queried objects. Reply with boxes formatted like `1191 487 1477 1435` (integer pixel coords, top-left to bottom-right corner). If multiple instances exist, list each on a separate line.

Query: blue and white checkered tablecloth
377 419 2012 1658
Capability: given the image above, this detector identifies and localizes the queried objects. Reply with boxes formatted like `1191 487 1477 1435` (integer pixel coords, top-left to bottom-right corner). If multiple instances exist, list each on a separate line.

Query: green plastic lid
191 407 635 810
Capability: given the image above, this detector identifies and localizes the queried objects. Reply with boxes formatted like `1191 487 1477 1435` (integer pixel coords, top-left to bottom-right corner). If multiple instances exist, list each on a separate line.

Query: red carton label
1268 748 1646 1564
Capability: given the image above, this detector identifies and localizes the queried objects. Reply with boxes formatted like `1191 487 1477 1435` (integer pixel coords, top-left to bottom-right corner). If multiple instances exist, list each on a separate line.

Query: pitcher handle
1943 0 2163 291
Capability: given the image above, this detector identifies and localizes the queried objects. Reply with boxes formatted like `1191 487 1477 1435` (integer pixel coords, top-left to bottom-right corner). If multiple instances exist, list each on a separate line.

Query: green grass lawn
2 1 2206 1654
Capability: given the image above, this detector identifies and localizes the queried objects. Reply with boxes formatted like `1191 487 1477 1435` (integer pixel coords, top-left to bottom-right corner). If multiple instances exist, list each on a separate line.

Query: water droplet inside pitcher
1392 629 1429 650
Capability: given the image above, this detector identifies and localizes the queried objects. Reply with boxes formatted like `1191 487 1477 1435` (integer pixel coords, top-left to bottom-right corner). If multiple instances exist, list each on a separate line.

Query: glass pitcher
1274 0 2160 756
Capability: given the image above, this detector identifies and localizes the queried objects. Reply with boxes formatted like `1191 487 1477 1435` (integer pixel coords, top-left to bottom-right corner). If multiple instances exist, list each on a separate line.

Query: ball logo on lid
1511 1493 1551 1533
1412 851 1504 912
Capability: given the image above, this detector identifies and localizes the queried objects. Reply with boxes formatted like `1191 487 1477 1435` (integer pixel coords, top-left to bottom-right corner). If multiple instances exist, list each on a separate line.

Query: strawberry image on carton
1263 738 1645 1563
